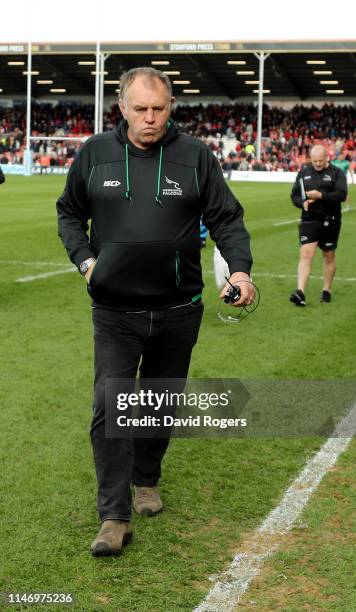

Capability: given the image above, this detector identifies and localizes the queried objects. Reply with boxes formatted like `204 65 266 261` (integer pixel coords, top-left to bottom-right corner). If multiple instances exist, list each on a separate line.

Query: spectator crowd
1 101 355 171
0 103 93 167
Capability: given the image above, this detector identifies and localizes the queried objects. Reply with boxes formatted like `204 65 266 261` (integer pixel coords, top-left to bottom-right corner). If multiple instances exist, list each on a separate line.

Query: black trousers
90 301 204 521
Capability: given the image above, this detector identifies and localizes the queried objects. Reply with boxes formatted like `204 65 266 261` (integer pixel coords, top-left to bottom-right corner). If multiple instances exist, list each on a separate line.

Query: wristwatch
79 257 96 275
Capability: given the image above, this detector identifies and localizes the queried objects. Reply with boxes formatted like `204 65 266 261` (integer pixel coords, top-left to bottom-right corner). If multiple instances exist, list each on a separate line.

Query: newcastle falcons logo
165 176 180 189
163 176 183 196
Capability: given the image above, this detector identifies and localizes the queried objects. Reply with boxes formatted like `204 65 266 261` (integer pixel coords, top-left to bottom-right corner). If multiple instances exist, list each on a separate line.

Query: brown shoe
133 486 163 516
90 520 133 556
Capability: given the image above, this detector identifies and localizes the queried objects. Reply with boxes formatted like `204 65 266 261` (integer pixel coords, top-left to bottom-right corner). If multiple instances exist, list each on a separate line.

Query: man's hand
85 261 96 283
303 198 314 211
219 271 255 307
306 190 322 200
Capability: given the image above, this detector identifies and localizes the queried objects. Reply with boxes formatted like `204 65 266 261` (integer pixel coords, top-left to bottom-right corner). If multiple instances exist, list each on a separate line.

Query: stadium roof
1 43 356 101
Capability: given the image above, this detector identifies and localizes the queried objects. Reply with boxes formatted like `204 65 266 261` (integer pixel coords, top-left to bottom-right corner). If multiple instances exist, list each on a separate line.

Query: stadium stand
1 102 355 170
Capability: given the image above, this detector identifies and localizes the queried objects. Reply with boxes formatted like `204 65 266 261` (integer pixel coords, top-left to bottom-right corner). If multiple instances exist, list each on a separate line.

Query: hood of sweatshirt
114 119 180 205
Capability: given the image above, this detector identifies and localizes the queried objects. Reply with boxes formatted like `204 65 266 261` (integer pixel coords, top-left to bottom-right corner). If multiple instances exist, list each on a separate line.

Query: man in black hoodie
0 165 5 184
57 67 254 557
290 145 347 306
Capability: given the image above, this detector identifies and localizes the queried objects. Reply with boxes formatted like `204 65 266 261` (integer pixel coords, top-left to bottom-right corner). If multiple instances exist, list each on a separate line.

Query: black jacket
291 163 347 221
0 166 5 184
57 120 252 310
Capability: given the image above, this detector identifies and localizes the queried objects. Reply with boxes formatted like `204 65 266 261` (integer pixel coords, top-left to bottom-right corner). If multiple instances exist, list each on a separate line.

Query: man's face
119 76 174 149
310 150 328 172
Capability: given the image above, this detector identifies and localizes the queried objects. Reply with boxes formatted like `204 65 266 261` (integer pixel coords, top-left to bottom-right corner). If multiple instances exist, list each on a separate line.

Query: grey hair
119 67 172 103
310 144 327 157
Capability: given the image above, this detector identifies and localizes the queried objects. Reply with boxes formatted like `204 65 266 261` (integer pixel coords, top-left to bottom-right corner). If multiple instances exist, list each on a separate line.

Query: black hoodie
0 166 5 184
57 120 252 310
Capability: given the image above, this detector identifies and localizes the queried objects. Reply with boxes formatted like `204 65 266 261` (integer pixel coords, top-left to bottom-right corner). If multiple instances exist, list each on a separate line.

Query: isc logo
103 180 121 187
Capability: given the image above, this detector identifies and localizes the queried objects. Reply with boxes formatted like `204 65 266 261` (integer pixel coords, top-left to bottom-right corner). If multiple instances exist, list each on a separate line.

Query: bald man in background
290 145 347 306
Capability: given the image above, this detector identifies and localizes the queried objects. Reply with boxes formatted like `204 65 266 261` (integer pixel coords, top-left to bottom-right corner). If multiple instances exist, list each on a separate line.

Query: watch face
79 262 88 274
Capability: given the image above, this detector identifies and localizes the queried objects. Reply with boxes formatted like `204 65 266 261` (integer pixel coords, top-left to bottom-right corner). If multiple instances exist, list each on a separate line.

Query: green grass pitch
0 176 355 611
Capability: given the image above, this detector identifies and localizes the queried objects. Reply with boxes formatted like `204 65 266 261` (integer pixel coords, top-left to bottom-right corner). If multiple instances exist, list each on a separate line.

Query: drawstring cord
155 146 163 206
124 143 163 206
124 144 133 203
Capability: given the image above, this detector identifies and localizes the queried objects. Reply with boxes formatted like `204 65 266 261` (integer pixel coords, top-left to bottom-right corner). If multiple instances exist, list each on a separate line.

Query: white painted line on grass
16 267 76 282
194 404 356 612
273 218 299 227
252 272 356 282
1 260 73 267
273 207 353 227
204 270 356 282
